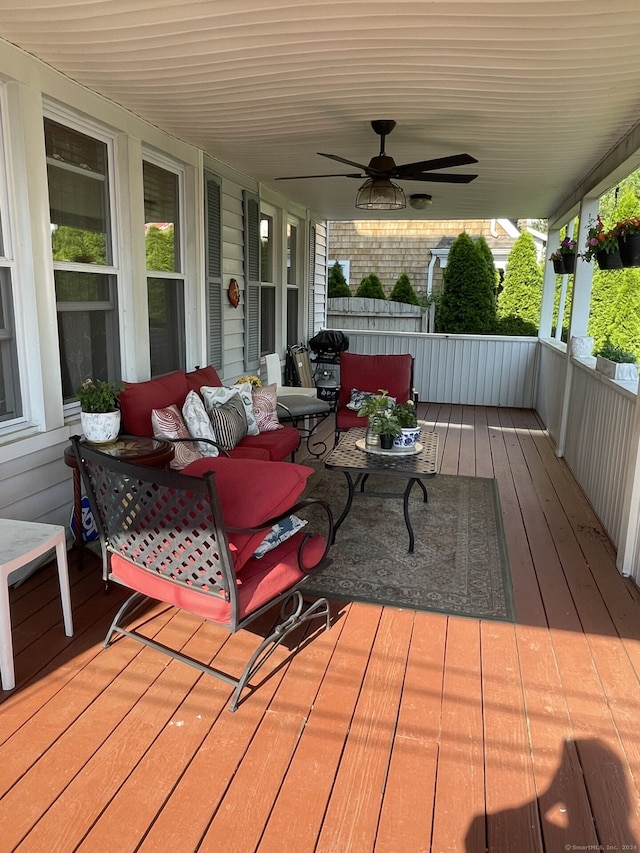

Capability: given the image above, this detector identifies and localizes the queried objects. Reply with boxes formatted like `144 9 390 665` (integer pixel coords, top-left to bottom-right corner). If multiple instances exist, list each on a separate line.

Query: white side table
0 519 74 690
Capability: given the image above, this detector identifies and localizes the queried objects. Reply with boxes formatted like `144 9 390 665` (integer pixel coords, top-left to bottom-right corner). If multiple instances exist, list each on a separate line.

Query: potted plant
76 377 123 444
357 389 395 447
372 409 402 449
582 215 623 270
614 216 640 267
392 400 421 449
594 339 638 381
549 237 577 274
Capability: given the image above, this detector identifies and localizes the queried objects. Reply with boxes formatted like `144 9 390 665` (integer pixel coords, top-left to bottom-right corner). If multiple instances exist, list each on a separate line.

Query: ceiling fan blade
318 152 372 171
394 153 478 176
275 172 364 180
403 172 478 183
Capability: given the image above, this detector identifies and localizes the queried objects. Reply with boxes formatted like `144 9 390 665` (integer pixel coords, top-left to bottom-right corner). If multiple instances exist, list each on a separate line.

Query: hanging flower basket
617 233 640 268
562 253 577 274
595 249 623 270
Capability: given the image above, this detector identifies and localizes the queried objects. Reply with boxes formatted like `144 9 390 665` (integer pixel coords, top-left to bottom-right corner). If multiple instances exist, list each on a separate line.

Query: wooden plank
136 610 323 852
430 617 484 853
199 606 349 852
375 611 447 853
0 608 199 849
257 602 381 852
315 607 415 852
484 407 547 626
479 621 542 852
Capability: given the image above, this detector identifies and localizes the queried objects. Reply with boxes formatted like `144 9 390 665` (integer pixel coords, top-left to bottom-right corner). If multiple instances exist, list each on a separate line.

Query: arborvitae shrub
436 233 496 333
390 272 419 305
497 231 543 330
328 261 351 298
356 273 386 299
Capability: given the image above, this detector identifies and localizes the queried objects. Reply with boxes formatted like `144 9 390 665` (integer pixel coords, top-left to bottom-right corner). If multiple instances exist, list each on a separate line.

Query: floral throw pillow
346 388 396 412
251 383 283 432
201 383 259 435
253 514 308 559
181 390 220 457
151 404 203 470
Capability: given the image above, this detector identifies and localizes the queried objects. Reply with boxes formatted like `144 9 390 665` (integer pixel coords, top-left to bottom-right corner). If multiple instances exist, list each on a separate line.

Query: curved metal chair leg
229 592 330 711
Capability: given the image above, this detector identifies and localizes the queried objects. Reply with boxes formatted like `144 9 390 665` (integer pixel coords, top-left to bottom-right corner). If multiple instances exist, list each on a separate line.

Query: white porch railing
334 330 538 407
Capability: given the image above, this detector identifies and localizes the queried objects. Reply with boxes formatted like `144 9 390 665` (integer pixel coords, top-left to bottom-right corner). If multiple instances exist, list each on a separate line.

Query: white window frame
142 149 187 375
43 103 122 411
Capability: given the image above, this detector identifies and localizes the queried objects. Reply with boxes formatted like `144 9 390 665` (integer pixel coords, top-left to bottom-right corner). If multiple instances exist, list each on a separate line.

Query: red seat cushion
109 531 326 627
120 371 189 436
238 427 300 461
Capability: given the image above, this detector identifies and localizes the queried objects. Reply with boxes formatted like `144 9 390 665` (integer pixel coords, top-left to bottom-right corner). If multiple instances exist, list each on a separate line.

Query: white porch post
555 201 598 456
539 228 560 338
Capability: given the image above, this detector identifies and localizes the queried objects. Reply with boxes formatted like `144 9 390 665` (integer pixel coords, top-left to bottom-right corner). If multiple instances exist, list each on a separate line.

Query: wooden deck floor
2 405 640 852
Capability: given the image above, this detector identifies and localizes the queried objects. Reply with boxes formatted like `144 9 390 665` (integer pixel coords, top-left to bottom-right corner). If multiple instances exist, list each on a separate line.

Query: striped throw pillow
208 394 248 450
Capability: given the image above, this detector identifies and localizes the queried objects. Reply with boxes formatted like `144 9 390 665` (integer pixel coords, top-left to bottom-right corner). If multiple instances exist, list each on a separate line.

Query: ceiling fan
275 119 478 186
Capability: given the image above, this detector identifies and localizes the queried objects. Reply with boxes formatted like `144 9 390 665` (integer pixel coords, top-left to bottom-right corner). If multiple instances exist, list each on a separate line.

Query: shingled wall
327 220 516 297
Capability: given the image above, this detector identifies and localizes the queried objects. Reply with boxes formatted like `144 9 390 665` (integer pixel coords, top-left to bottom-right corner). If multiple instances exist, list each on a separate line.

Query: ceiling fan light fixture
355 177 406 210
409 193 433 210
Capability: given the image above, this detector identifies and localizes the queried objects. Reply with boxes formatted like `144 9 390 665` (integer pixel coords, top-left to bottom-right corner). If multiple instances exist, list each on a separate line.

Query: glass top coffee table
324 425 439 553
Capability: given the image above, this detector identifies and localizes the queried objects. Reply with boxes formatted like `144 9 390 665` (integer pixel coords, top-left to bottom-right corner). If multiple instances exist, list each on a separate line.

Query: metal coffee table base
325 426 439 554
334 471 429 553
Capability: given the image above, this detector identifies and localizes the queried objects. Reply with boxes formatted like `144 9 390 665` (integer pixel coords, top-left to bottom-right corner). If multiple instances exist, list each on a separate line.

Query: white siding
337 331 538 407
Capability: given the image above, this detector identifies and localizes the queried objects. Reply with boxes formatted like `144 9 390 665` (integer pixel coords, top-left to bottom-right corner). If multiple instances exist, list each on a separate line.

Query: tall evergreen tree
475 234 499 294
328 260 351 297
356 273 386 299
389 272 418 304
497 231 543 329
436 233 496 333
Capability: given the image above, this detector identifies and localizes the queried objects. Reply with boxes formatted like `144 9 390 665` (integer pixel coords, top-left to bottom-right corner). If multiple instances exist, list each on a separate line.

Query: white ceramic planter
81 410 121 444
393 426 421 449
570 336 594 358
595 356 639 381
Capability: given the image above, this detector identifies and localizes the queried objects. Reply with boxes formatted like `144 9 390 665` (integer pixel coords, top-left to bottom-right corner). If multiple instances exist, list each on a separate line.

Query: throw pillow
151 404 203 470
207 394 248 450
253 514 308 558
181 390 220 457
347 388 396 412
251 383 283 432
201 383 260 435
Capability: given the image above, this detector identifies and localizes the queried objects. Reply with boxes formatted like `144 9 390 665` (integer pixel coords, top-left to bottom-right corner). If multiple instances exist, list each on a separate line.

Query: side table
0 519 74 690
64 436 174 569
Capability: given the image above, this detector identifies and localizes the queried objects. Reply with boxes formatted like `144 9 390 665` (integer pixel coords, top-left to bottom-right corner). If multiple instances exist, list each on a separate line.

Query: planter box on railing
595 356 639 381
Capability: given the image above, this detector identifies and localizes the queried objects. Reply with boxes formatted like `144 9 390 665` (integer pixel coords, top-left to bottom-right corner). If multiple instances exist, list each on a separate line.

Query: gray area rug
300 468 515 622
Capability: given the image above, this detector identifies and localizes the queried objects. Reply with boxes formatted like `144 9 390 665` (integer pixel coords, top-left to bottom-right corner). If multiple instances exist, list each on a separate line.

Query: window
143 159 185 375
260 211 276 355
45 117 120 403
286 220 300 347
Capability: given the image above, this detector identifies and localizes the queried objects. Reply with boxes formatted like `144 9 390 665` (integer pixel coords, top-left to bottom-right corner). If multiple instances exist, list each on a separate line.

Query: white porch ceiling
2 0 640 222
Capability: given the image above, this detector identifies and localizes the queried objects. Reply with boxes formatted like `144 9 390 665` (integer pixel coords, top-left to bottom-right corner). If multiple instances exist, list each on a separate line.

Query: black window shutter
205 172 223 370
243 191 260 371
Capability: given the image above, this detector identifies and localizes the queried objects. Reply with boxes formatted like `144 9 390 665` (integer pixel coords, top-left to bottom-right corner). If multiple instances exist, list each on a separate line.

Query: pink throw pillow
151 404 203 470
252 383 283 432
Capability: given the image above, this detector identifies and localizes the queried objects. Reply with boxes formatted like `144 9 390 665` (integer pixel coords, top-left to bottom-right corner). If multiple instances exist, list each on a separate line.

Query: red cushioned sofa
119 365 300 462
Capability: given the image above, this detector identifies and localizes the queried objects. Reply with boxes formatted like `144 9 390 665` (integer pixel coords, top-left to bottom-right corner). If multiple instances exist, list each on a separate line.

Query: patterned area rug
300 469 515 622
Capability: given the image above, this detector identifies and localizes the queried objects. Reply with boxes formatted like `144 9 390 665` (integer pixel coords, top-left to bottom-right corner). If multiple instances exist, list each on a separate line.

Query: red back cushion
185 365 222 394
181 456 314 568
119 371 189 436
337 352 413 409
